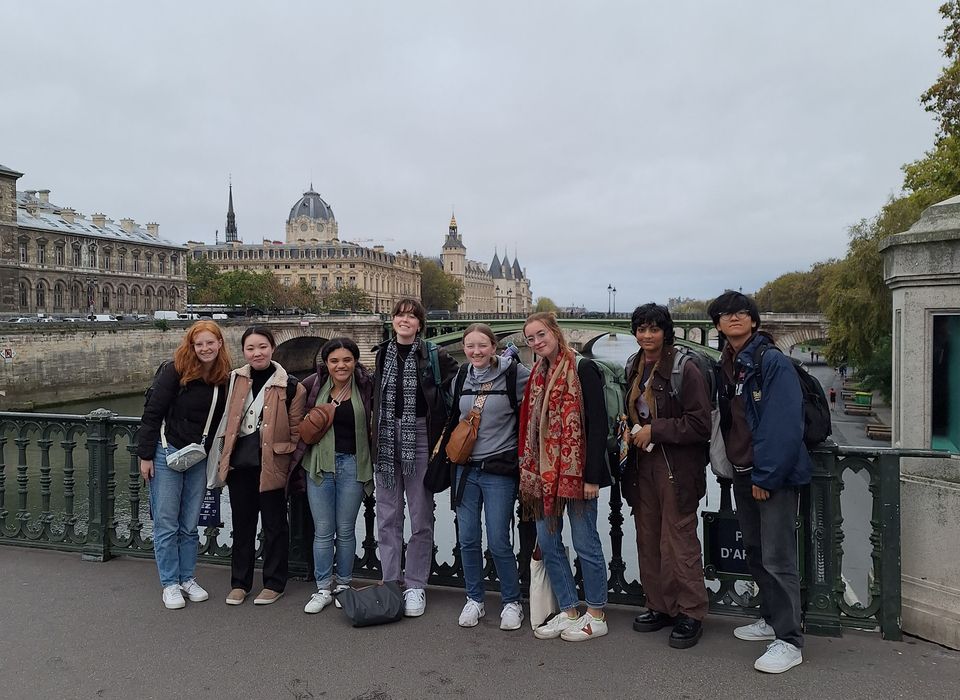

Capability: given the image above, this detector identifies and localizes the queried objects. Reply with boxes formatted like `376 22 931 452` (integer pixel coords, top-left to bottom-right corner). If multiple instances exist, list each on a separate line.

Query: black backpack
754 344 832 447
143 360 174 410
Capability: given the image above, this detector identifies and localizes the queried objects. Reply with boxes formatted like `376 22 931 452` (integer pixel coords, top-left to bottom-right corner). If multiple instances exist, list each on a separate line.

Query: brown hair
391 297 426 334
173 320 232 386
522 311 570 354
462 323 498 347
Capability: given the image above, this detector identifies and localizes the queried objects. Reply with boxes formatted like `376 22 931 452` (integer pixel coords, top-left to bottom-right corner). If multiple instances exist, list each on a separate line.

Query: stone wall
0 316 385 410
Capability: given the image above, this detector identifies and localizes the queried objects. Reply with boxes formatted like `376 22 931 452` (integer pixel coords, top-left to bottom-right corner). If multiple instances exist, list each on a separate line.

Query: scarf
305 378 374 495
627 353 661 426
518 347 586 518
375 338 420 488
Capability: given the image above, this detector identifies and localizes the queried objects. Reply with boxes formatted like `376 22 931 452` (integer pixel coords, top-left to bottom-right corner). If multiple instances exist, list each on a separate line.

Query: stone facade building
439 214 532 314
188 187 420 314
0 164 187 316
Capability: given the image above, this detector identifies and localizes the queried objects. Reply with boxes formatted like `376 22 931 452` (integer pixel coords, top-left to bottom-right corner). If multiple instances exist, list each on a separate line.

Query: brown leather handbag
444 381 493 465
300 384 352 446
299 403 336 445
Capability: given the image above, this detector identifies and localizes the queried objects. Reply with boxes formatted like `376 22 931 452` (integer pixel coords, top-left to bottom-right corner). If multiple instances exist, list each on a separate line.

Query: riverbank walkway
2 547 958 700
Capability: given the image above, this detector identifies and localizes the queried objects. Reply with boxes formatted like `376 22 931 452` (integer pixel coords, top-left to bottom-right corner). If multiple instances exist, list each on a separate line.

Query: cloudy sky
1 2 946 310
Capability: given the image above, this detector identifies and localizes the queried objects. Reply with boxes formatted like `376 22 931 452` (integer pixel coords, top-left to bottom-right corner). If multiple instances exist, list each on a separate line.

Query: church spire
225 180 238 243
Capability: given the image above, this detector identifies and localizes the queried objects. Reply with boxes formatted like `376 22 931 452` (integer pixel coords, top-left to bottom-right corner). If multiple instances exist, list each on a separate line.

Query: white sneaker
333 584 351 609
403 588 426 617
500 602 524 631
162 584 186 609
754 640 803 674
734 618 776 641
534 611 580 640
458 598 485 627
179 578 209 602
304 590 334 614
561 612 608 642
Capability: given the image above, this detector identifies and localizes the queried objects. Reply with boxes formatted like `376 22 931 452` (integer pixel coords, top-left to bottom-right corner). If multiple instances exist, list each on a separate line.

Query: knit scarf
376 339 420 488
627 353 661 426
518 347 586 518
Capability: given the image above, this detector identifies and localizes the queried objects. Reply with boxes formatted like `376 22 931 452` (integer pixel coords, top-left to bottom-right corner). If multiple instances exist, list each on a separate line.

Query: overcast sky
1 2 946 310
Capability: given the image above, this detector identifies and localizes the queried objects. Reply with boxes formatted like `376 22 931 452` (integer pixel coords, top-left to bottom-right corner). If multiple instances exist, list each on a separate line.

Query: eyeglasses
524 329 550 346
719 310 751 321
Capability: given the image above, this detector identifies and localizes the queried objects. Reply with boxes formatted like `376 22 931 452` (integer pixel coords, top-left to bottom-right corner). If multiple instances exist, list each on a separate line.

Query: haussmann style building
0 163 187 317
187 185 420 314
188 187 532 315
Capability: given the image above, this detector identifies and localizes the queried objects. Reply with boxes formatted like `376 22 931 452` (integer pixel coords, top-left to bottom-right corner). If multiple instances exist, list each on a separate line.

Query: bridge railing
0 409 923 638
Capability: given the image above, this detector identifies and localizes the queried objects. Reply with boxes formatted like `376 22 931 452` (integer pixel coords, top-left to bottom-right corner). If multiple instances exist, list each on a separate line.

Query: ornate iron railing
0 410 929 639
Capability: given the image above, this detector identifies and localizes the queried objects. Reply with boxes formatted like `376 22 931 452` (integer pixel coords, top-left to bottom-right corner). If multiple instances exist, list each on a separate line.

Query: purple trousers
375 417 435 589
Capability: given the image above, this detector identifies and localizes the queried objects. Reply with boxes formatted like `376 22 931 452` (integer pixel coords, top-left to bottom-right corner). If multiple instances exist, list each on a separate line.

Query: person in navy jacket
708 290 810 675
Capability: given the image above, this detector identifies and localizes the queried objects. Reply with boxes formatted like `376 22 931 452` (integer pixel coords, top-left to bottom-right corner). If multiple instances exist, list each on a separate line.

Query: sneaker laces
765 640 788 656
462 599 483 617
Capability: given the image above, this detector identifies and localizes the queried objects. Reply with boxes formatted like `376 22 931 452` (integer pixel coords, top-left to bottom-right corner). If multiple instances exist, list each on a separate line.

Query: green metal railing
0 409 932 639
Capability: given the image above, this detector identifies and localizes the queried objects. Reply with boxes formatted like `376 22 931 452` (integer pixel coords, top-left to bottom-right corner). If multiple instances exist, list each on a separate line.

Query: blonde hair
522 311 570 353
173 320 232 386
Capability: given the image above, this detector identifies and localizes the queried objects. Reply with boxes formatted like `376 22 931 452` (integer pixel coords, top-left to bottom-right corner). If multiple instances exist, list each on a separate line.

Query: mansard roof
16 191 182 249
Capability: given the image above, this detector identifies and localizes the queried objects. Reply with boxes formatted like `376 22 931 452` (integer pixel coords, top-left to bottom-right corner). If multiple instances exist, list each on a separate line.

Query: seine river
21 334 872 605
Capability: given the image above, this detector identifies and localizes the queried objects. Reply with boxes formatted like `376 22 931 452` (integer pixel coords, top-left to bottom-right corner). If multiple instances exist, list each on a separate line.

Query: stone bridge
0 316 385 409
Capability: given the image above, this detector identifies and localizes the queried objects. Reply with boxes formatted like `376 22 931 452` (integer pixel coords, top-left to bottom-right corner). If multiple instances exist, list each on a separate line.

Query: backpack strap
670 348 689 399
506 359 519 415
285 376 299 409
427 341 442 388
752 342 778 388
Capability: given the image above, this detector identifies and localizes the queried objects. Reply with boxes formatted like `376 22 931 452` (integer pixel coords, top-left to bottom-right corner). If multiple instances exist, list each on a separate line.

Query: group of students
136 290 811 675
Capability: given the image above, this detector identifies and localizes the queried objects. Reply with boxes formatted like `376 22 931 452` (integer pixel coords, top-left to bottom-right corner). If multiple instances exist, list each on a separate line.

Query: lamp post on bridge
612 286 617 315
607 284 612 315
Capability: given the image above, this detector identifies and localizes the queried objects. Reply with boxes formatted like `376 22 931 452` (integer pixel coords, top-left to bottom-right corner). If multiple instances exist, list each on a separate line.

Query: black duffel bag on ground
335 581 404 627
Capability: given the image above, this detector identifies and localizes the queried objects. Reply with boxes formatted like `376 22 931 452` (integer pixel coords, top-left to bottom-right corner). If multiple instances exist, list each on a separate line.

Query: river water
17 334 872 605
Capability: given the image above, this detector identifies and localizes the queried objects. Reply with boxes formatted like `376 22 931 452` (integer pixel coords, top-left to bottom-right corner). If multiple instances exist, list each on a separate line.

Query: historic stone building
439 214 532 314
187 186 420 313
0 163 187 316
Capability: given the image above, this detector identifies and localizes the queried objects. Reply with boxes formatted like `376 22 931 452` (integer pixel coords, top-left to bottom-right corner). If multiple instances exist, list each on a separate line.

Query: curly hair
173 320 232 386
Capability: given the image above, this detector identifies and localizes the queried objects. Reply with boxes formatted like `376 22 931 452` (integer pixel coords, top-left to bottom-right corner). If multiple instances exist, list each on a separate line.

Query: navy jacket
722 332 811 491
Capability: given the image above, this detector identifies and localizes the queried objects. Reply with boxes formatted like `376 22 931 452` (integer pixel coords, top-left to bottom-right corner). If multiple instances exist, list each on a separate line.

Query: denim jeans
455 466 521 605
535 498 608 611
306 453 365 590
148 441 207 588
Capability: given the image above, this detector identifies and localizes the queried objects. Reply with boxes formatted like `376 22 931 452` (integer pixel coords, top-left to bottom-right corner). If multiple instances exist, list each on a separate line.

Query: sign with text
702 510 750 579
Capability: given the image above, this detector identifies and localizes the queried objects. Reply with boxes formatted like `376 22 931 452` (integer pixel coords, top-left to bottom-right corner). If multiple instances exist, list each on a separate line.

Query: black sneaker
669 614 703 649
633 609 677 632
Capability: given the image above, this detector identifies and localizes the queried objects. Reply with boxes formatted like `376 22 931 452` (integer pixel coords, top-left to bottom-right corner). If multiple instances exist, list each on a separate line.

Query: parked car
89 314 119 322
6 317 38 324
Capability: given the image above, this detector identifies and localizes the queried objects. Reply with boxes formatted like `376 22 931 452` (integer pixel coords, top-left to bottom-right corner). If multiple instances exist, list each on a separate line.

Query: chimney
61 208 76 224
146 222 159 237
120 218 135 233
91 213 106 228
38 189 50 204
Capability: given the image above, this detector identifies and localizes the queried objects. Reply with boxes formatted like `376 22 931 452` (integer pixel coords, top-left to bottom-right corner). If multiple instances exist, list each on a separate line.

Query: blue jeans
535 498 608 610
148 442 207 588
455 466 521 605
306 453 365 590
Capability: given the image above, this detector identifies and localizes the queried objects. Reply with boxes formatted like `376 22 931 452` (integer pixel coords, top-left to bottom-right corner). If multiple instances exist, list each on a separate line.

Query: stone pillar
880 194 960 650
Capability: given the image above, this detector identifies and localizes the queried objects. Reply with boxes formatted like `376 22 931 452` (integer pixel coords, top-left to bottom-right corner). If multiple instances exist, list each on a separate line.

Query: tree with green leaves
754 261 839 313
324 284 372 312
419 259 463 310
822 1 960 397
186 256 220 303
534 296 558 313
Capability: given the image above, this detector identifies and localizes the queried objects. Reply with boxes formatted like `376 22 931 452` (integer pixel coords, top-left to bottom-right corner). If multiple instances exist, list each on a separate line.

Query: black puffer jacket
137 362 228 459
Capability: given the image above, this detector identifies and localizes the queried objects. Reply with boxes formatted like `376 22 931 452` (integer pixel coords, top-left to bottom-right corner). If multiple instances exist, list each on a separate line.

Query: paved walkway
1 548 958 700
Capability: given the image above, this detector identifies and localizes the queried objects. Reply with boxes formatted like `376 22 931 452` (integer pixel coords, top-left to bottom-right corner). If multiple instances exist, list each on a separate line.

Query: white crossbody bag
161 386 219 472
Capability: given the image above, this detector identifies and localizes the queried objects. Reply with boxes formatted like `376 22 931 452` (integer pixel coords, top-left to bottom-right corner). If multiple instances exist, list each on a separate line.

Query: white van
154 310 180 321
91 314 119 322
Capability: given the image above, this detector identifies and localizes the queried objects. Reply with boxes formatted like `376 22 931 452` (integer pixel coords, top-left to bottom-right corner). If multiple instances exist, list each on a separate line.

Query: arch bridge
412 313 827 353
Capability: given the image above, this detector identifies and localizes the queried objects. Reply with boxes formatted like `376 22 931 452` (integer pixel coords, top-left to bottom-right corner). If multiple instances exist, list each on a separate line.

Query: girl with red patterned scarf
519 312 612 642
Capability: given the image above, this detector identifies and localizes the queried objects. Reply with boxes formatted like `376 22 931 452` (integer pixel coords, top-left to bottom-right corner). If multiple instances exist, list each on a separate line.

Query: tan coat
216 363 307 492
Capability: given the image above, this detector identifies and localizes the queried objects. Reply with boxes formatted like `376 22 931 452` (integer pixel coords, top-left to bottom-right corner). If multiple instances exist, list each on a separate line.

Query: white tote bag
709 407 735 479
529 542 561 629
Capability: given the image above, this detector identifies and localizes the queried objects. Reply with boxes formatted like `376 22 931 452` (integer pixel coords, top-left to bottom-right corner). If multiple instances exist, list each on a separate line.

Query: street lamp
612 286 617 315
607 284 612 315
